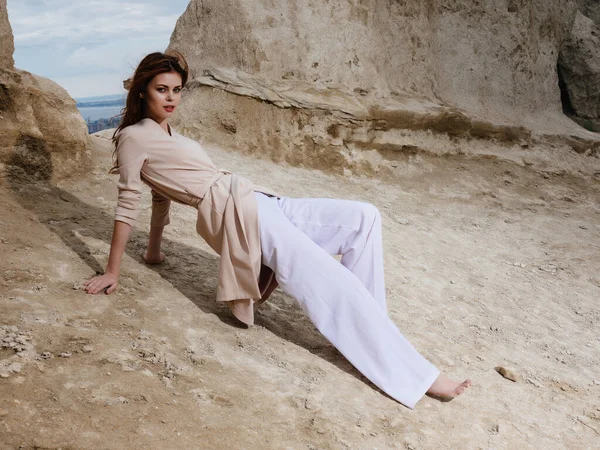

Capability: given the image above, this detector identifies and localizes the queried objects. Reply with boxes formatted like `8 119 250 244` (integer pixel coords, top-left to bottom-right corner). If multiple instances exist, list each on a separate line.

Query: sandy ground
0 130 599 450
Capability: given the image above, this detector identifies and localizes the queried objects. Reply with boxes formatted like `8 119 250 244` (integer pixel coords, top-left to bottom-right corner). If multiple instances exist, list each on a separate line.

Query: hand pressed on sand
83 272 118 295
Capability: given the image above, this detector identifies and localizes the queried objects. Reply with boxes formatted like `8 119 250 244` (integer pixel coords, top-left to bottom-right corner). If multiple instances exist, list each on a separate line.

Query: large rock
0 0 13 68
168 0 599 177
560 11 600 118
0 0 91 181
171 0 576 124
559 8 600 131
577 0 600 25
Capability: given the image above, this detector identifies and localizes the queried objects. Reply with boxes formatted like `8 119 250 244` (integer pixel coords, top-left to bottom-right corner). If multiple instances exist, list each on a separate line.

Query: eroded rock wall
0 0 91 181
171 0 576 123
559 1 600 131
168 0 600 177
0 0 13 68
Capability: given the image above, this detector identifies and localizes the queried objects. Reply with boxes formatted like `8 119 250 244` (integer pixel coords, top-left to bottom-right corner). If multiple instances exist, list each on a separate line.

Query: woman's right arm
84 131 146 295
84 220 132 294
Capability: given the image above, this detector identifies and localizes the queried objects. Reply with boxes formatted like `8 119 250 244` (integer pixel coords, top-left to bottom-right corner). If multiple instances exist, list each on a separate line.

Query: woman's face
143 71 183 122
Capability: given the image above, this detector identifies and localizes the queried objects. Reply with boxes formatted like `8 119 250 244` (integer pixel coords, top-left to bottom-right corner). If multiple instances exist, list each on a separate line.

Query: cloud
6 0 190 98
52 72 128 99
9 1 184 46
66 37 170 72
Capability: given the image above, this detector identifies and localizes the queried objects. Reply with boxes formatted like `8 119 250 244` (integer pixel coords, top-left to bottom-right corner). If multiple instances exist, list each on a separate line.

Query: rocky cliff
0 0 13 68
0 0 91 181
168 0 600 178
559 1 600 131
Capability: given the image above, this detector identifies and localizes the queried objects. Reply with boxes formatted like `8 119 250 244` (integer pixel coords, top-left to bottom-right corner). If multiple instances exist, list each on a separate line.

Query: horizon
74 93 126 102
7 0 190 98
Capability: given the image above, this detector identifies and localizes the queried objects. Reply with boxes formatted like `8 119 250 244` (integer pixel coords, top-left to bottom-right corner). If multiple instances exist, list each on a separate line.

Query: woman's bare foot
426 374 471 402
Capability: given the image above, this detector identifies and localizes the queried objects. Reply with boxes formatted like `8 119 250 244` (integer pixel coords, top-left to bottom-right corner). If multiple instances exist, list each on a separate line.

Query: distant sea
75 94 125 122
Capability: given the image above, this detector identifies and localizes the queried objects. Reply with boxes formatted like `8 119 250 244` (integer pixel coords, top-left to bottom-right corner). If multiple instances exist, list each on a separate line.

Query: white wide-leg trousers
255 193 440 409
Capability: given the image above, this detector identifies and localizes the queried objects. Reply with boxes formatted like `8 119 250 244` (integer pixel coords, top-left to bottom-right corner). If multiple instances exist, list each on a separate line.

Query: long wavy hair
109 50 189 174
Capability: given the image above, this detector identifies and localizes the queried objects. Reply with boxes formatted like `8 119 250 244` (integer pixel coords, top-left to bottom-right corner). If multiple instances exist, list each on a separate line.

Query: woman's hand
142 251 165 265
83 272 119 295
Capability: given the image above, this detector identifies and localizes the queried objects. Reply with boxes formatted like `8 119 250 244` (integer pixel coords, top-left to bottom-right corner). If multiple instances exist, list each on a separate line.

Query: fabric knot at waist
185 169 231 208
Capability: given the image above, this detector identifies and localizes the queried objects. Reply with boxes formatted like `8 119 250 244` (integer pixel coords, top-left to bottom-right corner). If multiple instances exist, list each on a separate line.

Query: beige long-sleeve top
114 117 278 325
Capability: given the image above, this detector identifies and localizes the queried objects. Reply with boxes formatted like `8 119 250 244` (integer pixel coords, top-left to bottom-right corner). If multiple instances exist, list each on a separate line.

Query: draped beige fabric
114 118 278 325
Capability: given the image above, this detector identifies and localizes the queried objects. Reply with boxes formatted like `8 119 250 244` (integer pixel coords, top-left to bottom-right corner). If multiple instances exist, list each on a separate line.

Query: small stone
59 352 72 358
495 366 519 382
526 378 543 388
0 408 8 416
538 264 558 274
9 363 22 373
0 373 10 378
82 345 93 353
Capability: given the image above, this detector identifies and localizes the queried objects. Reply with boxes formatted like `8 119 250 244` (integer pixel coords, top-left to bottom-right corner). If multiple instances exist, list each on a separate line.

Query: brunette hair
109 50 189 174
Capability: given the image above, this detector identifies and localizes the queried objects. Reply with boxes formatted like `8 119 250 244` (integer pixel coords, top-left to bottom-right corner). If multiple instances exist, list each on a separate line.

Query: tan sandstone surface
0 129 599 449
0 0 91 182
168 0 600 185
1 0 600 448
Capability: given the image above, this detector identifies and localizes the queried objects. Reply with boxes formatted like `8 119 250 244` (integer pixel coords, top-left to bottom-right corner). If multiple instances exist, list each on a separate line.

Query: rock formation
0 0 91 181
577 0 600 24
168 0 599 178
0 0 13 68
559 2 600 131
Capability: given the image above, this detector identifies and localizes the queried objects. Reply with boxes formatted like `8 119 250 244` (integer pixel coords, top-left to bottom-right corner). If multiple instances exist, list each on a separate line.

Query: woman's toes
455 379 472 395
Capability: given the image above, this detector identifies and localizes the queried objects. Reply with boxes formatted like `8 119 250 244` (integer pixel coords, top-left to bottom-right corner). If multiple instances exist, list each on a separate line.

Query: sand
0 132 599 449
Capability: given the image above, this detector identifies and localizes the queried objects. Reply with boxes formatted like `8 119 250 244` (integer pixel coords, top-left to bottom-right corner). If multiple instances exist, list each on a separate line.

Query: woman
84 51 470 409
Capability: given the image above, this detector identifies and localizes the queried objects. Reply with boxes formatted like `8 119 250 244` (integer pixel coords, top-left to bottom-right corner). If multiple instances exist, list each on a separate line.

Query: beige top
114 117 278 325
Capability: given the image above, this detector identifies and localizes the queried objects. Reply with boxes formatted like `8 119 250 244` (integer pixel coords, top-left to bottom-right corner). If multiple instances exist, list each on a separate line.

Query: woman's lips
164 106 175 112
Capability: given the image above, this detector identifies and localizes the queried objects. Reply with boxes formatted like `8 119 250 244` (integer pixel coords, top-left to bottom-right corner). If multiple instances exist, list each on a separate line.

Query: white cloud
53 72 128 99
6 0 190 97
9 2 182 46
66 37 169 72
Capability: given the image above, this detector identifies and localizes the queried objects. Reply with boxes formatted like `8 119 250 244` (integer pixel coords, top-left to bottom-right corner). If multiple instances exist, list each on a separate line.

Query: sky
6 0 190 99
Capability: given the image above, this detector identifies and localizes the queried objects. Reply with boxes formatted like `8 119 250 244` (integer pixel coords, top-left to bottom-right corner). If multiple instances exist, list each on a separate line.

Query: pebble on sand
0 408 8 416
495 366 519 382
